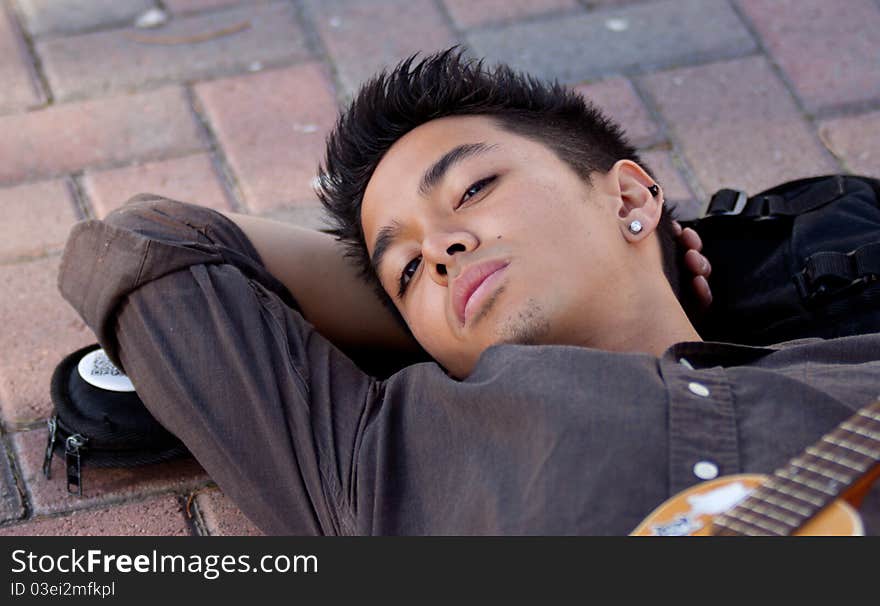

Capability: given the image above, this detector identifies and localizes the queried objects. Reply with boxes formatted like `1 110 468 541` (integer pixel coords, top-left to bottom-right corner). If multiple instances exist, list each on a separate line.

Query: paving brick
14 0 153 37
0 87 204 186
573 77 660 148
37 2 310 102
818 111 880 179
12 426 208 516
640 56 836 196
0 180 79 262
443 0 580 29
738 0 880 114
0 5 44 114
639 149 699 220
164 0 245 15
303 0 458 98
0 257 94 426
0 494 191 535
195 64 337 212
195 487 262 535
0 440 25 524
467 0 756 84
83 154 232 219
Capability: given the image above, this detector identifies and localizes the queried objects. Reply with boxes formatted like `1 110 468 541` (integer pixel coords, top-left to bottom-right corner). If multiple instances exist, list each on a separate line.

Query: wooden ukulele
632 399 880 536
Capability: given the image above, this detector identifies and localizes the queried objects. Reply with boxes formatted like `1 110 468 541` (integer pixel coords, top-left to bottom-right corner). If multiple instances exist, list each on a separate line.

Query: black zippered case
43 343 191 495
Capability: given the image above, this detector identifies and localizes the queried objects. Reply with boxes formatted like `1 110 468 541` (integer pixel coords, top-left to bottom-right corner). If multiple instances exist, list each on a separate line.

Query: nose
422 229 478 286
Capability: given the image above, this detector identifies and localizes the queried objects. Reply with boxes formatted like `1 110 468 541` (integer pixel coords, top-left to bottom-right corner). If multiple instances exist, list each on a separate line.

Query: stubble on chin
494 297 551 346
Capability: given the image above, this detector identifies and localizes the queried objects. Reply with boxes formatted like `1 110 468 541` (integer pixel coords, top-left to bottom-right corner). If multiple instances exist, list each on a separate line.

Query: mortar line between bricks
292 0 361 109
0 250 63 269
0 484 212 533
629 76 709 208
184 84 248 214
4 0 53 107
431 0 464 38
0 432 32 525
19 0 271 43
456 4 600 34
726 0 845 174
66 173 93 221
183 488 212 536
0 147 211 192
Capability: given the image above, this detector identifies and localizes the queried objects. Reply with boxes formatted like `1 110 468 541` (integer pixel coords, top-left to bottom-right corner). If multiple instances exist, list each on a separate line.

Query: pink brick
640 57 836 196
165 0 244 15
196 64 338 212
738 0 880 113
304 0 457 96
443 0 580 29
0 495 191 536
573 77 661 148
83 154 233 219
639 149 699 219
37 2 310 102
0 180 79 262
12 427 209 516
0 87 204 186
818 111 880 179
0 5 44 114
195 487 262 535
0 257 94 426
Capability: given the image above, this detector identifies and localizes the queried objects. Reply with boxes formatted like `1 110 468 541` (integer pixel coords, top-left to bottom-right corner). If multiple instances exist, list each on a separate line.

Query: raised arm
219 211 420 354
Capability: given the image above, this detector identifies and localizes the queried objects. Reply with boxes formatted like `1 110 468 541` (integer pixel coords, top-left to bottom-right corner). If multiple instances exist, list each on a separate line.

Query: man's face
361 115 634 378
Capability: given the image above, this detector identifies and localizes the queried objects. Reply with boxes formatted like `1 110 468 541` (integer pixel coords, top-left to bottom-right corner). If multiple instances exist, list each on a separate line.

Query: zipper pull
65 434 87 496
42 416 58 479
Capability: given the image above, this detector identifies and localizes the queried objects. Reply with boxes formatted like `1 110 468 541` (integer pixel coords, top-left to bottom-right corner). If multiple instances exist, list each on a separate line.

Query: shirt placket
660 352 742 496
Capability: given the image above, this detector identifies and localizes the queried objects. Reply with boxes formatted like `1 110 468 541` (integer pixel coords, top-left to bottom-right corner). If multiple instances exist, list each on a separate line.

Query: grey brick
37 1 310 101
466 0 757 83
14 0 154 36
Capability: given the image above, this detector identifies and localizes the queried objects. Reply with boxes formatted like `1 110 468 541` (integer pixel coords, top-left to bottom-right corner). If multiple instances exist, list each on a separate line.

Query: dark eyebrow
370 142 497 280
418 142 496 198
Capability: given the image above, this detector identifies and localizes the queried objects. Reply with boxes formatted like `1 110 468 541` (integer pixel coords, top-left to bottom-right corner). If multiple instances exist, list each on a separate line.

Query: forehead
361 115 508 249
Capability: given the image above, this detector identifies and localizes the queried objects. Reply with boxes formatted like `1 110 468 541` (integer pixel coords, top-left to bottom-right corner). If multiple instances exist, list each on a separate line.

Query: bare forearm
220 211 419 353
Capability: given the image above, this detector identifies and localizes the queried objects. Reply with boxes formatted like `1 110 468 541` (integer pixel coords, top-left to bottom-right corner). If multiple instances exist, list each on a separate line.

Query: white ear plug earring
628 220 643 235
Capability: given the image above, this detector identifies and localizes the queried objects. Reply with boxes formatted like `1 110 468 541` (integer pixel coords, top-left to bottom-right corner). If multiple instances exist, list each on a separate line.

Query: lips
452 259 510 327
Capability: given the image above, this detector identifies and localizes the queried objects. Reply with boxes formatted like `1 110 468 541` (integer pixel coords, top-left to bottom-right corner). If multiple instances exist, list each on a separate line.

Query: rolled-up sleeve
57 195 378 535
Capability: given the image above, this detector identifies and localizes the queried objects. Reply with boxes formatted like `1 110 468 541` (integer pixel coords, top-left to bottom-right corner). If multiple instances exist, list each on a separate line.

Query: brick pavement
0 0 877 536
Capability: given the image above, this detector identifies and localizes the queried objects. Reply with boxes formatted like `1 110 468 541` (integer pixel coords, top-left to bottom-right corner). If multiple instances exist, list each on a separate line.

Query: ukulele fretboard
711 399 880 536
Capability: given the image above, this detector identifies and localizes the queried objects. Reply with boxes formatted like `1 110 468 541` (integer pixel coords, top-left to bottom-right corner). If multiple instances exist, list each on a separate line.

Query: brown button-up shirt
57 196 880 535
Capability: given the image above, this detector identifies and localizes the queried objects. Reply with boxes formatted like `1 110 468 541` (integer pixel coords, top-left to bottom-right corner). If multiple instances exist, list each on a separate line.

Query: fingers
684 248 712 278
679 227 702 253
692 275 712 310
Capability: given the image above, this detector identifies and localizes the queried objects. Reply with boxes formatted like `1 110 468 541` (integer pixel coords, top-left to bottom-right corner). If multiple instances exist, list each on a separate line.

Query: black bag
680 174 880 345
43 343 191 495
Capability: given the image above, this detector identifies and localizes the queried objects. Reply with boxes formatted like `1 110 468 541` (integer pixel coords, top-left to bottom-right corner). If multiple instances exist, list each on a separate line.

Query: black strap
795 241 880 302
706 175 847 219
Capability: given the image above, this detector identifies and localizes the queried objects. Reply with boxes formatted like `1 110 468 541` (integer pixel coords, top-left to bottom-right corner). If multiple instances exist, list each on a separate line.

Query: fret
770 479 824 507
804 445 865 472
730 508 790 535
776 467 839 496
713 516 774 537
857 409 880 423
823 433 880 459
741 499 800 527
757 489 813 517
840 420 880 443
790 457 851 484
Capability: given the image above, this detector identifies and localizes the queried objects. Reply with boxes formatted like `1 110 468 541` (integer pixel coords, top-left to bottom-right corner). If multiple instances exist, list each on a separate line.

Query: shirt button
688 382 710 397
693 461 719 480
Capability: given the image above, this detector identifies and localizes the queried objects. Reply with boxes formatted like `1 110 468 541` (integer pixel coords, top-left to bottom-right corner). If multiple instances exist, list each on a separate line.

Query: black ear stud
648 184 660 197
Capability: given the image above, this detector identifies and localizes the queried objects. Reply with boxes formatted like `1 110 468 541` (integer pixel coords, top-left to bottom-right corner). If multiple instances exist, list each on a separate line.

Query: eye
397 256 421 298
457 176 497 208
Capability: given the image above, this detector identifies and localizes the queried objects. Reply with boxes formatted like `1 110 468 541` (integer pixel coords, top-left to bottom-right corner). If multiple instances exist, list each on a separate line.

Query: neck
589 272 702 357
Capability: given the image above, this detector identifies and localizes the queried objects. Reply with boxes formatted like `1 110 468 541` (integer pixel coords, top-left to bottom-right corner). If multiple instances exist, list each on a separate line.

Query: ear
607 159 663 241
